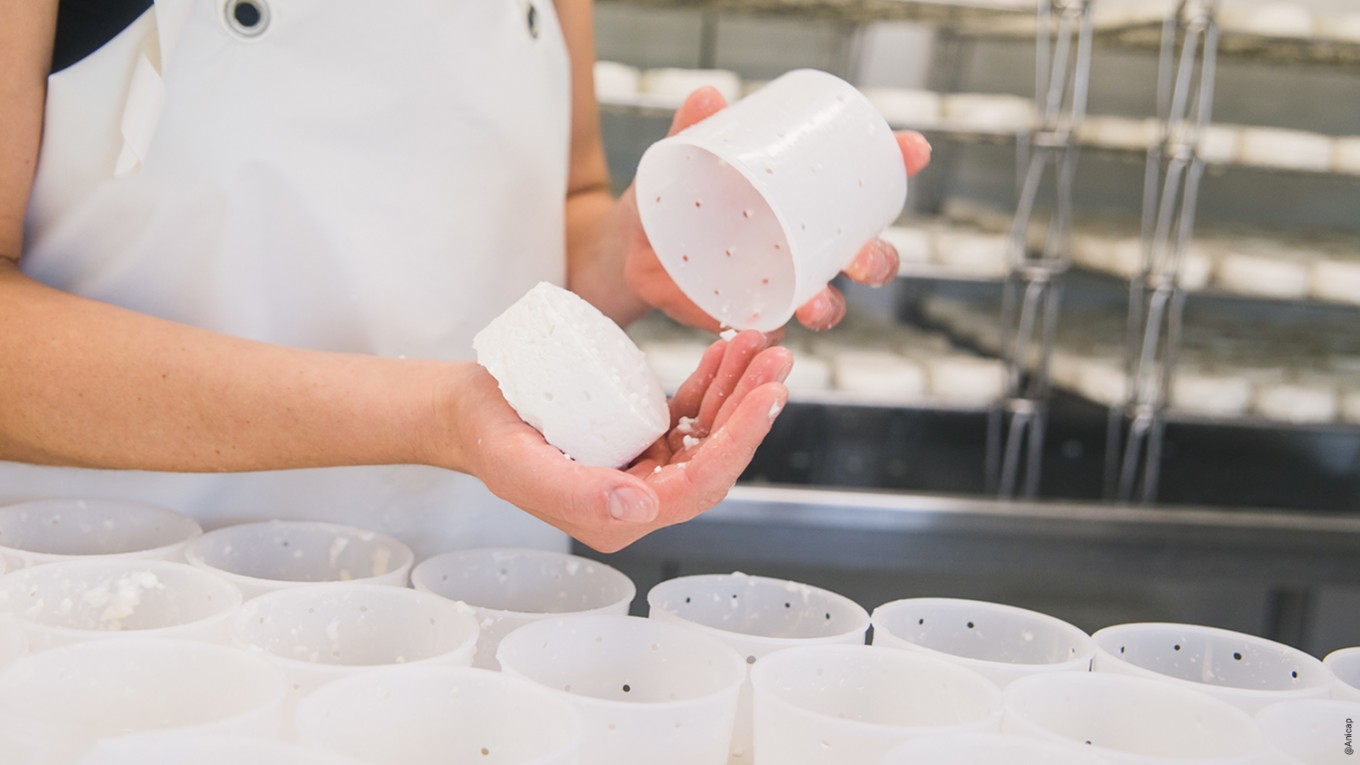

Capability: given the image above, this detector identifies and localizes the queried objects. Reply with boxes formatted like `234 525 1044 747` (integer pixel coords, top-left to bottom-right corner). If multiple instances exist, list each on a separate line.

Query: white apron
8 0 573 558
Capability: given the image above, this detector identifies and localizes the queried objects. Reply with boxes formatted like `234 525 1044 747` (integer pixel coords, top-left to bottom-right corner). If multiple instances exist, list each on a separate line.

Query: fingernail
775 356 794 383
608 486 657 523
903 132 933 176
768 398 785 423
806 293 827 318
871 240 896 283
811 296 837 331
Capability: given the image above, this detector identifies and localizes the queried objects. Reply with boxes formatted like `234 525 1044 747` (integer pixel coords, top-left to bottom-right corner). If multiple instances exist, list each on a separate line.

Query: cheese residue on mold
372 546 392 576
328 537 350 568
78 571 166 630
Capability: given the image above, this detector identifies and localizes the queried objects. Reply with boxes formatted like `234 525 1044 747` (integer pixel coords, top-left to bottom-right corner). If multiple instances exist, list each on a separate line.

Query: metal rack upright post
1105 0 1219 502
989 0 1094 497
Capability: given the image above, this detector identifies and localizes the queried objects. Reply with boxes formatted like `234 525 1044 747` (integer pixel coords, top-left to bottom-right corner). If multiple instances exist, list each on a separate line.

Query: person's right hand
439 331 791 552
619 87 933 334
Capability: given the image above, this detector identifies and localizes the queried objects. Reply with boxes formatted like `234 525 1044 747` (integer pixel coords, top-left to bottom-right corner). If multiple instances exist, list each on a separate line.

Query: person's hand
621 87 933 334
450 331 791 552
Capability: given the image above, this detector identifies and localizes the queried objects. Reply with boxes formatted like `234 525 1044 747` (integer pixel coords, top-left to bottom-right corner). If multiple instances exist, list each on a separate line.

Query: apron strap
114 0 194 177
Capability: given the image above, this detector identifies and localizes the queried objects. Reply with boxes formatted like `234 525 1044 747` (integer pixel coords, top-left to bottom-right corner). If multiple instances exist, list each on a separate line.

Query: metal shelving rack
1107 0 1219 503
1103 2 1360 502
601 0 1084 500
987 0 1093 498
600 0 1037 26
1098 19 1360 68
600 0 1360 509
589 0 1360 654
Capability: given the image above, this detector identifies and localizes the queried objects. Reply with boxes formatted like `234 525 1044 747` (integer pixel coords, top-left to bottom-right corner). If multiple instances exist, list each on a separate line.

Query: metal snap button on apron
225 0 270 38
526 2 539 39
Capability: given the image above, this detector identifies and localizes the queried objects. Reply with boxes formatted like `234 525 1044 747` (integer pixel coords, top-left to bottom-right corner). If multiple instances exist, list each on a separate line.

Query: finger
711 346 794 433
652 382 788 526
622 228 726 334
478 426 661 532
842 238 900 287
696 330 770 432
896 131 932 177
794 285 847 332
626 453 666 480
668 87 728 137
668 339 727 426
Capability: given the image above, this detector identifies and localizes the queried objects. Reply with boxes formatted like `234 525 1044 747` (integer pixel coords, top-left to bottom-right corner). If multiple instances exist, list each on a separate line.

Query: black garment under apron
51 0 154 73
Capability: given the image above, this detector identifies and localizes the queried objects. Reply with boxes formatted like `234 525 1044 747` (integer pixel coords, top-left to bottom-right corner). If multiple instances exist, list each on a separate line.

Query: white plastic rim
647 572 870 763
749 644 1003 765
1324 647 1360 701
0 499 202 569
295 666 582 765
185 521 414 598
879 732 1117 765
75 734 362 765
1091 622 1333 713
647 572 870 657
496 614 746 765
0 637 286 763
1002 672 1263 764
870 597 1095 687
1255 698 1360 764
232 582 478 699
0 729 45 765
0 558 243 651
635 68 907 332
412 548 635 670
0 624 25 671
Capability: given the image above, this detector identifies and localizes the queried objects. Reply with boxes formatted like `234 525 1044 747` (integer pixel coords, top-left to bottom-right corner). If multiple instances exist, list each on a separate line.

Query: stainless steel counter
578 486 1360 652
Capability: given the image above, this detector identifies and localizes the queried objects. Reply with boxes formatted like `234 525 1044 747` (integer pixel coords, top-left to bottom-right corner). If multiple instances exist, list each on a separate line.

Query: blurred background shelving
584 0 1360 656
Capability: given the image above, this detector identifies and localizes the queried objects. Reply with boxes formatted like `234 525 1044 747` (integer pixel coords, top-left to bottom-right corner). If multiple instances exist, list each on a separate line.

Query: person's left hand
451 330 790 553
620 86 934 334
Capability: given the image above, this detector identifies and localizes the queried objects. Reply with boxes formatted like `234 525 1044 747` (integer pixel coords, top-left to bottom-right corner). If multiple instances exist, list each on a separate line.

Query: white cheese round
1169 367 1253 417
831 351 927 401
1197 124 1242 166
1311 256 1360 306
1214 244 1311 299
639 68 742 107
1238 128 1334 173
593 61 641 103
1254 380 1338 424
932 228 1011 278
1221 2 1315 37
943 93 1036 133
1332 137 1360 176
861 87 943 128
474 283 670 468
880 224 934 269
926 354 1008 405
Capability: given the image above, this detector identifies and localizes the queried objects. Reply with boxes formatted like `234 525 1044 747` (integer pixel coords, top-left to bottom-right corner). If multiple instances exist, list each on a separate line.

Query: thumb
668 86 728 136
480 434 661 528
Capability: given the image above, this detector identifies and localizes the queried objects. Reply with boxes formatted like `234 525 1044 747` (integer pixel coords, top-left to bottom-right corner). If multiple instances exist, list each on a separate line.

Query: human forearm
0 263 462 473
554 0 650 326
565 186 652 326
